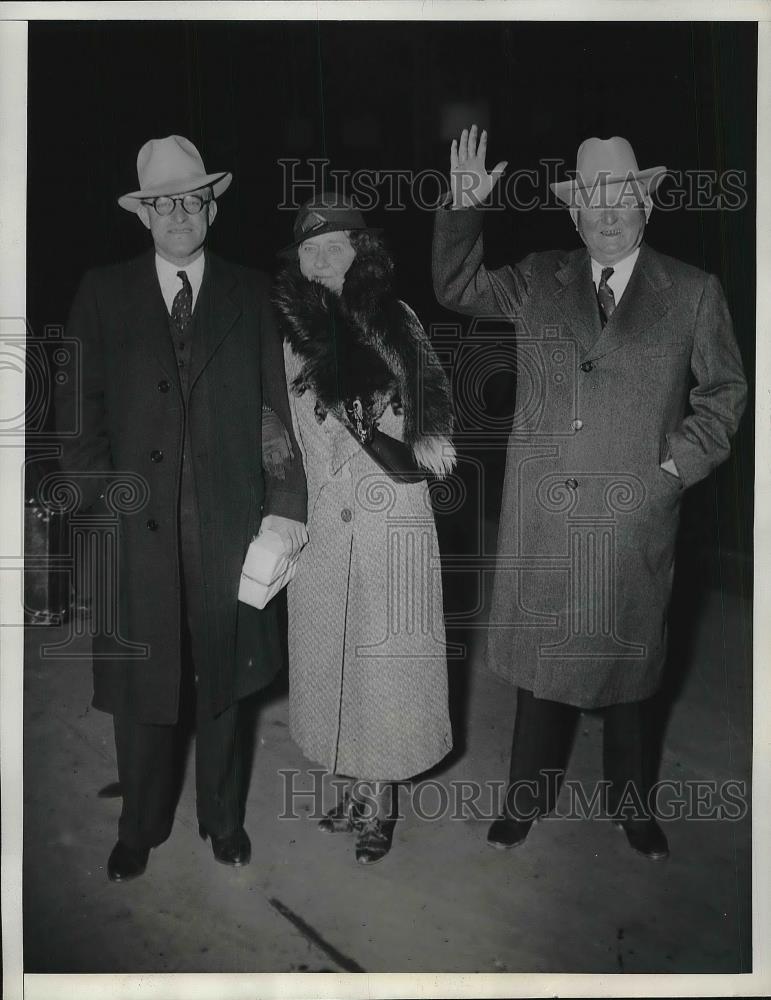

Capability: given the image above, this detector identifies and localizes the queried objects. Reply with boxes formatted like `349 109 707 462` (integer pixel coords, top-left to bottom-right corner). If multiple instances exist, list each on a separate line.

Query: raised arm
432 124 526 317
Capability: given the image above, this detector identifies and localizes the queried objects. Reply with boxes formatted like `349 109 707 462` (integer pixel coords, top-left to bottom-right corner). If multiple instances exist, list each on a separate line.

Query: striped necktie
597 266 616 327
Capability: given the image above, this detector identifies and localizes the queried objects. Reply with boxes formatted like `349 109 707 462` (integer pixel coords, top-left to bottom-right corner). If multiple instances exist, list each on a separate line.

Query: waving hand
450 124 507 209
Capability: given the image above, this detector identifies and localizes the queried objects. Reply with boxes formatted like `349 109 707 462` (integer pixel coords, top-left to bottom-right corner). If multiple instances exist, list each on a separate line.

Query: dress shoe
355 817 396 865
107 840 150 882
487 816 533 850
318 792 363 834
614 818 669 861
198 824 252 866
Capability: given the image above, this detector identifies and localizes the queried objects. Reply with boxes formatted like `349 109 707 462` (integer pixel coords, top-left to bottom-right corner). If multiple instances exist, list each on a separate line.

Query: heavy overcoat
433 208 746 708
56 250 307 724
276 283 454 781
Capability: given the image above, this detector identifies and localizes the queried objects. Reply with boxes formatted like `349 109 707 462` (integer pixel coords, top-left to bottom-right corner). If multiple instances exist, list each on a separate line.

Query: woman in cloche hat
271 194 456 865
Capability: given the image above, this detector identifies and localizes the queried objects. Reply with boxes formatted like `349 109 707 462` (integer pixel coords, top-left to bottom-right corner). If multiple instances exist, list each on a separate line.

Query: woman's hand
450 124 507 209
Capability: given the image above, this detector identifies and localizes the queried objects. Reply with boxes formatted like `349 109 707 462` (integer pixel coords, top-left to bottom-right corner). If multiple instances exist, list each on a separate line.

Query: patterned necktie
597 266 616 327
171 270 193 333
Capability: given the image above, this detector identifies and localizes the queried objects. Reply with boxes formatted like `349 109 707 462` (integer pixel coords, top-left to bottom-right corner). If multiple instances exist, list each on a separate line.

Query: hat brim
550 166 667 207
118 171 232 212
277 224 382 258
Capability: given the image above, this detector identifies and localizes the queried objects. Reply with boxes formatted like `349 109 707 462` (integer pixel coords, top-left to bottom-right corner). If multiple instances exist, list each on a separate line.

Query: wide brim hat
550 136 667 208
118 134 232 212
278 193 381 257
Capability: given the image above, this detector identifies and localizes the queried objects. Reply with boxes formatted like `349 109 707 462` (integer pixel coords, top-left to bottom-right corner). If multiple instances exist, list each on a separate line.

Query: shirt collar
154 251 206 312
590 247 640 288
155 251 205 286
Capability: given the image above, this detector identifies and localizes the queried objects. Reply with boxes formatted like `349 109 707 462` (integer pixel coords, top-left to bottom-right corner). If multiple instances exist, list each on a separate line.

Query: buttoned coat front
433 208 747 708
282 343 453 781
56 250 307 724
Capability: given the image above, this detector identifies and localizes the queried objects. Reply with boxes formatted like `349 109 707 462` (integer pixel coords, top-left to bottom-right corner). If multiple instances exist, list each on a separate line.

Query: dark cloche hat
278 192 381 256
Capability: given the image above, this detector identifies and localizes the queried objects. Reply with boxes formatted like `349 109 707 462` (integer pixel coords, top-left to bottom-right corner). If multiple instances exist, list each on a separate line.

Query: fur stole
273 262 456 477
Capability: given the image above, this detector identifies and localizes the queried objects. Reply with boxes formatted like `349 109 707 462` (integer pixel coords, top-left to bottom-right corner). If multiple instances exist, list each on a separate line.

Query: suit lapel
554 243 671 362
120 250 179 380
189 252 242 391
552 249 602 355
610 243 671 348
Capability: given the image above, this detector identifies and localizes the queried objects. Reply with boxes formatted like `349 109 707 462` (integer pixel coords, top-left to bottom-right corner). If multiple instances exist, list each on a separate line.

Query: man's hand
260 514 309 558
450 124 507 209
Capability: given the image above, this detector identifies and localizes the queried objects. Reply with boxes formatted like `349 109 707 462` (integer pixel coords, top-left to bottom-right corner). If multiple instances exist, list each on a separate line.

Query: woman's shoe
318 791 362 834
355 817 396 865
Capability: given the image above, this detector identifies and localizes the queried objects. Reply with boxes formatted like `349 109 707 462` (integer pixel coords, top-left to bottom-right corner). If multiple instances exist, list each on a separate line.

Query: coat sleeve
54 269 114 511
432 205 529 317
257 277 308 522
665 274 747 488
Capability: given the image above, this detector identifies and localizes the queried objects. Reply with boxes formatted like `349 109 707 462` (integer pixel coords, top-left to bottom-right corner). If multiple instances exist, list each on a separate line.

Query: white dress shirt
590 247 639 304
155 252 205 315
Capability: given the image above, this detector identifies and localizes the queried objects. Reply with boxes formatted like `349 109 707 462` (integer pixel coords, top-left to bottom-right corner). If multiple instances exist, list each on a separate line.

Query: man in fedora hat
432 127 746 860
56 135 308 881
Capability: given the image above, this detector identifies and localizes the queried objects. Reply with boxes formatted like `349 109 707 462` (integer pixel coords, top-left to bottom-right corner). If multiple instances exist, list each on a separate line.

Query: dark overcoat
433 207 746 708
56 250 307 724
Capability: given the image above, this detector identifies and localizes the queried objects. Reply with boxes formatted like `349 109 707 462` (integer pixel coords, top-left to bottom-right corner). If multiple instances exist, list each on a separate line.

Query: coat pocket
644 339 689 358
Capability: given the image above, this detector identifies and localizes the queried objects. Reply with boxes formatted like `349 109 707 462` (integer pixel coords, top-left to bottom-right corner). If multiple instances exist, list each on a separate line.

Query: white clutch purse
238 528 301 610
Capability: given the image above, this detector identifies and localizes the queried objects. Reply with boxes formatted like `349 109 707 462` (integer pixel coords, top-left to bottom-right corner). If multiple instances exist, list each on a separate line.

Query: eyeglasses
142 193 211 216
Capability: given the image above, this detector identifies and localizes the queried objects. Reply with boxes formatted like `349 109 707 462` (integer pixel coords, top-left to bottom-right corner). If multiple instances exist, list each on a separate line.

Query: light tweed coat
433 208 747 709
283 343 453 780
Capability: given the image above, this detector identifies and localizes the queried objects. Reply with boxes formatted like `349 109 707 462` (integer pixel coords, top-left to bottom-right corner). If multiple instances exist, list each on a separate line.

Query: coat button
565 478 579 490
146 518 159 531
150 449 164 463
580 361 594 373
571 419 583 431
341 508 353 523
157 379 170 393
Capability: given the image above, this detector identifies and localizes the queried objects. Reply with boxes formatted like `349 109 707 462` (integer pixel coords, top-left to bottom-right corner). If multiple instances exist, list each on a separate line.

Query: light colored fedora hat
550 136 667 207
118 135 232 212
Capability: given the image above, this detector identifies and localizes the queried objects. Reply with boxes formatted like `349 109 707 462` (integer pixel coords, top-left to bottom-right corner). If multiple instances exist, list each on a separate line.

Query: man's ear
207 200 218 226
137 204 151 230
643 193 653 223
569 205 580 230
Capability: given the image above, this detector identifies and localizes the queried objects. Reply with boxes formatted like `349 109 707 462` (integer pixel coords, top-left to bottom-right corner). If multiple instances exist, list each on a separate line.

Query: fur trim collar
273 265 455 477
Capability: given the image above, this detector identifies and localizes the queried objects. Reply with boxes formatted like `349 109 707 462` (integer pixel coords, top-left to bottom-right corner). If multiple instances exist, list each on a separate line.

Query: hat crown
136 135 208 194
575 136 641 185
293 193 367 242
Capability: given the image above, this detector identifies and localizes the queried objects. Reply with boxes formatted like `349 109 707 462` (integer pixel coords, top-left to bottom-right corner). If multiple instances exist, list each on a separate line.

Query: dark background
27 19 755 580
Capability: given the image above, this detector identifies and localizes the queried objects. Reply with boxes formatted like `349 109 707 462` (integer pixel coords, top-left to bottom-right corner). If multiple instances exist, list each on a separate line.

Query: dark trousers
114 471 243 850
114 688 242 850
504 687 654 824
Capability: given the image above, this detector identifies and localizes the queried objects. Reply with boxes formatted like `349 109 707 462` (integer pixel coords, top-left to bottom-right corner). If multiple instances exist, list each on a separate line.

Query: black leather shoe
487 816 533 850
355 817 396 865
614 818 669 861
107 840 150 882
198 824 252 866
318 792 363 834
